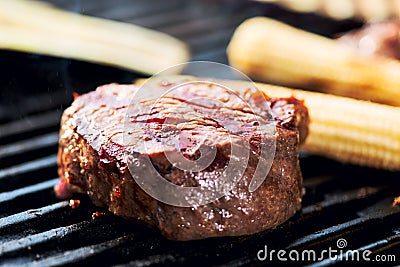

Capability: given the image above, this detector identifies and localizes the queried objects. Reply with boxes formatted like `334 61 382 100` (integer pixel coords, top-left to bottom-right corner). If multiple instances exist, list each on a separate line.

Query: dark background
1 1 399 266
0 0 362 123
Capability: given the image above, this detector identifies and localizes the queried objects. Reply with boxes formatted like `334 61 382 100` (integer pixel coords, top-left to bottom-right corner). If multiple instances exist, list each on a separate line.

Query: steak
55 80 309 240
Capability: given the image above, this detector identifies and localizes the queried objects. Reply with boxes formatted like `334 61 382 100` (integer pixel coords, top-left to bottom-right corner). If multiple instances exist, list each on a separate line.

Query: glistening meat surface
55 81 309 240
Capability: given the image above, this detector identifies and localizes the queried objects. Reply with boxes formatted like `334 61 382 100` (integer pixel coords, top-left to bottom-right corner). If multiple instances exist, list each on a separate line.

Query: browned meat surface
337 20 400 60
55 81 309 240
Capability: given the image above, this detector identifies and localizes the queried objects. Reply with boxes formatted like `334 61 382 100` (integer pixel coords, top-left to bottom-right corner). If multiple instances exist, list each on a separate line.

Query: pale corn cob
0 0 189 75
136 76 400 171
253 82 400 171
227 17 400 106
256 0 400 22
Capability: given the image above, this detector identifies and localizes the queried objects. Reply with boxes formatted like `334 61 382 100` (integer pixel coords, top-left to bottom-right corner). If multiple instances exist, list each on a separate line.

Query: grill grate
1 0 400 266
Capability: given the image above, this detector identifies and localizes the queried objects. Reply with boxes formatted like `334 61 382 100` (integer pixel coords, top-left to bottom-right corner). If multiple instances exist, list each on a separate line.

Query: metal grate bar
13 235 134 267
0 178 58 204
0 220 92 256
0 111 61 140
92 0 183 22
0 91 72 123
160 14 233 38
303 175 336 188
0 201 69 230
309 234 400 267
287 206 400 250
16 91 70 116
129 7 201 29
0 133 59 159
355 233 400 254
301 186 385 215
117 254 178 267
0 155 57 181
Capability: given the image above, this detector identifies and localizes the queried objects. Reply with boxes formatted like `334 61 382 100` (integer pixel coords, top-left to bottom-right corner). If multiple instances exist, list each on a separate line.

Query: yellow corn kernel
227 17 400 106
253 82 400 171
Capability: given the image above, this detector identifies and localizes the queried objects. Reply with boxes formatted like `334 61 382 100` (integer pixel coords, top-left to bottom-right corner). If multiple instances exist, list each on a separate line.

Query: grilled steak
55 81 309 240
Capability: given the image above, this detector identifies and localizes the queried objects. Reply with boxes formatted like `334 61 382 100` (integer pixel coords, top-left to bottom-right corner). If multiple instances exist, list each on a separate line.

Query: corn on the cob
254 82 400 171
0 0 189 75
136 76 400 171
256 0 400 22
227 17 400 106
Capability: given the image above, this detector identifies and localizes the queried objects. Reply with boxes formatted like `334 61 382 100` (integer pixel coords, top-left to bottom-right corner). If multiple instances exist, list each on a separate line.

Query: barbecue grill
1 0 400 266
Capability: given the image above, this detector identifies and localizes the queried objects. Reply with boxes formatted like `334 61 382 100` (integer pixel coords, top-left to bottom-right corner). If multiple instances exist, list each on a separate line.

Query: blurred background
0 0 365 126
1 1 400 266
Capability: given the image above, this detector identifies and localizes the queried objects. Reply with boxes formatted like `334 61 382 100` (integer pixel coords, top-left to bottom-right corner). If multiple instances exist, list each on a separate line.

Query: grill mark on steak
56 82 309 240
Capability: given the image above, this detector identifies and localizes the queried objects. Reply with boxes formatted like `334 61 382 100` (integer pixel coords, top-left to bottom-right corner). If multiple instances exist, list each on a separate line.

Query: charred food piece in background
337 20 400 60
55 82 308 240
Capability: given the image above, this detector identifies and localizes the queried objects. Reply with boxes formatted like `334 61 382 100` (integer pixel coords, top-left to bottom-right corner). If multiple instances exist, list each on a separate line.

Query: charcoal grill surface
1 0 399 266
